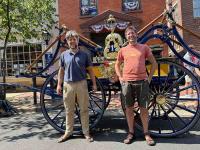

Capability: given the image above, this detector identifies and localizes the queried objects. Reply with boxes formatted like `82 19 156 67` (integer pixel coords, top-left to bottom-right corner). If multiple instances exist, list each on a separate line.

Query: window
122 0 140 12
193 0 200 17
0 43 43 76
80 0 98 16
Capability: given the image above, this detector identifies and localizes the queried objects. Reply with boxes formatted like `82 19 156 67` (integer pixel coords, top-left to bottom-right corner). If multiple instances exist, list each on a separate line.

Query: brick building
171 0 200 50
58 0 166 47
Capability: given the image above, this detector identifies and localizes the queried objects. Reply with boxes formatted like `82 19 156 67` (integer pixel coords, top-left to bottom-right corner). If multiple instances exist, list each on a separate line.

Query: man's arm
87 66 97 92
57 67 64 95
147 55 158 83
115 60 123 81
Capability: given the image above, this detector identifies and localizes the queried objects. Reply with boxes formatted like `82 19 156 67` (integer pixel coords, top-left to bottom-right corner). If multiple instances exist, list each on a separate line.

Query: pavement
5 92 41 113
4 92 122 113
0 92 200 150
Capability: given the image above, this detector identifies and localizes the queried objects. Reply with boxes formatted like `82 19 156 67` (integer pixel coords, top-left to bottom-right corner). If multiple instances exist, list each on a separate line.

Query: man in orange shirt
115 26 157 146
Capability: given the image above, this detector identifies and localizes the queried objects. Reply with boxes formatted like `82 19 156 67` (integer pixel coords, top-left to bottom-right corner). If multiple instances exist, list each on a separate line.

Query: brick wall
58 0 166 34
58 0 168 56
181 0 200 50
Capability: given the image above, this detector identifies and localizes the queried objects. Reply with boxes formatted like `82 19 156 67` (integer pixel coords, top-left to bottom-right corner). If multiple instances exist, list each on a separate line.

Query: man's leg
125 106 135 134
123 105 135 144
140 107 155 146
60 82 76 140
139 107 149 134
76 80 93 142
121 82 135 143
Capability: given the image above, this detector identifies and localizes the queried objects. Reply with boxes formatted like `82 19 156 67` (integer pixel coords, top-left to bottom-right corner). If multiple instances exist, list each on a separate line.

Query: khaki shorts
121 80 150 108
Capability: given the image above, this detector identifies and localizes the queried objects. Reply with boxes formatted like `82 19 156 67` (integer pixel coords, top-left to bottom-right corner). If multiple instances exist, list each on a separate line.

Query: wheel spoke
51 101 63 109
161 70 172 93
165 104 187 125
52 108 65 121
168 103 196 114
157 105 162 134
60 117 65 128
89 95 103 110
88 100 103 117
149 103 156 119
160 105 176 133
166 96 199 101
89 93 103 102
153 85 159 94
89 100 96 113
170 84 196 94
166 74 186 93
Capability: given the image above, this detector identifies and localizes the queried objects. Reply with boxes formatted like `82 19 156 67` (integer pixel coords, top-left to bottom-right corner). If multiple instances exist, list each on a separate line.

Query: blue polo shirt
60 49 92 82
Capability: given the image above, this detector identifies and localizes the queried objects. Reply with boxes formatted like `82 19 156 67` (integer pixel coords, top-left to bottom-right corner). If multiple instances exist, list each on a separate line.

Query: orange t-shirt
117 43 153 81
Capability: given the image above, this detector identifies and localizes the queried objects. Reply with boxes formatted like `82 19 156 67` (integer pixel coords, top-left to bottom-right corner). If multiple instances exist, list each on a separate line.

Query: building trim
80 9 142 29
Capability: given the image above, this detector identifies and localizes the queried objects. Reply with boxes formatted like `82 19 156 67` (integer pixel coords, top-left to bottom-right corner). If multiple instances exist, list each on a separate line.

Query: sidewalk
6 92 41 113
5 92 122 113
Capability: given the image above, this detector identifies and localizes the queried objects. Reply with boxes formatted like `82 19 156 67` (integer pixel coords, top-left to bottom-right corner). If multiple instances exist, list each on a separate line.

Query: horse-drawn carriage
1 6 200 138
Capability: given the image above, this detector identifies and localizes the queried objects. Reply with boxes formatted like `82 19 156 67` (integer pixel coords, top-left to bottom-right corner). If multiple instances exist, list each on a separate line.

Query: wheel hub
156 94 167 105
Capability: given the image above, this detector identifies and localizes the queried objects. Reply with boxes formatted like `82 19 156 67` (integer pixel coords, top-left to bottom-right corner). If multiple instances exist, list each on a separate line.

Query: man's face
67 36 79 49
126 29 137 44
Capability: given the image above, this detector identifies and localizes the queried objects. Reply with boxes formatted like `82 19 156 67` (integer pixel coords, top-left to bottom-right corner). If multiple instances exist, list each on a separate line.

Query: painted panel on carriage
146 64 169 77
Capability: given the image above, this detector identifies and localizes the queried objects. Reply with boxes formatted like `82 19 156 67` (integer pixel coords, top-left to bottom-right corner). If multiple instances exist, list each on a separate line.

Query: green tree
0 0 56 99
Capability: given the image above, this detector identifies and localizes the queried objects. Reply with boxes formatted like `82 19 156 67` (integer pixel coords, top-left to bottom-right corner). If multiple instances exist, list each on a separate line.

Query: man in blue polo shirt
57 30 97 143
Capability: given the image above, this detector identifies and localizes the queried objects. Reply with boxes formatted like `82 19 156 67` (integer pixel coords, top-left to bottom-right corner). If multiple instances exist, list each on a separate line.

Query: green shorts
121 80 150 108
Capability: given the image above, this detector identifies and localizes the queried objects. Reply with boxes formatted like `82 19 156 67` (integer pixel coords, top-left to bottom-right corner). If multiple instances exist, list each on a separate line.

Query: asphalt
4 92 122 113
0 92 200 150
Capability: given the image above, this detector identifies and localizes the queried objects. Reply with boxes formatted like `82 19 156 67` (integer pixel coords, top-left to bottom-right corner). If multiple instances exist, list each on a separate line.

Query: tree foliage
0 0 56 42
0 0 56 100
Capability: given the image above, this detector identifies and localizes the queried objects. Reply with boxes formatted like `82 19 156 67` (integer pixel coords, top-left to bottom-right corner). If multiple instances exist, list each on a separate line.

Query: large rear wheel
121 59 200 137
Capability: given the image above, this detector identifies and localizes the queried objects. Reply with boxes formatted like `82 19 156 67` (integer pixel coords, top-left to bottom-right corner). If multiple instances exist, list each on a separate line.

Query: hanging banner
116 22 129 30
123 1 140 11
90 24 104 33
90 22 130 33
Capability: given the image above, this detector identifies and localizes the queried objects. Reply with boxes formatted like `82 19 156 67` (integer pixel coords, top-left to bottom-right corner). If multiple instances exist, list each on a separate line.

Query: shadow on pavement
0 109 200 145
93 111 200 145
0 112 61 142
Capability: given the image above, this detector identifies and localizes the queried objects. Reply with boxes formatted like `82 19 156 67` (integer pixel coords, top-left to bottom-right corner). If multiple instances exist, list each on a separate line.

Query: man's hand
56 85 62 95
119 76 125 84
147 78 151 84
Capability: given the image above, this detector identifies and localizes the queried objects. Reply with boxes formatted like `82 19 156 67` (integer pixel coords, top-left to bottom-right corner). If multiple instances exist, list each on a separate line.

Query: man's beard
70 44 78 49
68 38 79 50
129 39 137 44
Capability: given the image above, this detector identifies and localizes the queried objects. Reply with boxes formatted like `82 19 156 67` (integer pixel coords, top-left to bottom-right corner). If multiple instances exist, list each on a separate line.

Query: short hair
125 25 137 35
65 30 79 40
